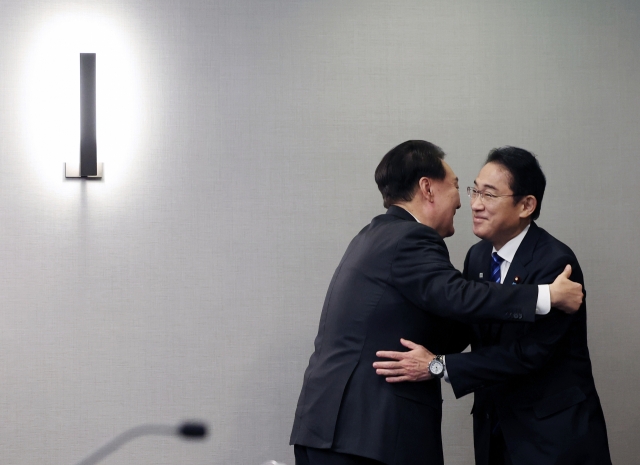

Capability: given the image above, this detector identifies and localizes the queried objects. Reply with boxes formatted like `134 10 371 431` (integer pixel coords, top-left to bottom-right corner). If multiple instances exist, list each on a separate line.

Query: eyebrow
473 180 499 191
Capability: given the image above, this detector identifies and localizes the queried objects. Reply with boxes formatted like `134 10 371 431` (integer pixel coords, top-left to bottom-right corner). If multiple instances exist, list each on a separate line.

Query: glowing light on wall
22 11 142 192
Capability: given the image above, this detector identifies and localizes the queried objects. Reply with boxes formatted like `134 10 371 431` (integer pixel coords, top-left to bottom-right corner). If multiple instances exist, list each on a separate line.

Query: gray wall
0 0 638 464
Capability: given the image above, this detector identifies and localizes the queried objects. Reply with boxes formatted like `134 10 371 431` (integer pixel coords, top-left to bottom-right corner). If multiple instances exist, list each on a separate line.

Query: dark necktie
489 252 507 440
491 252 504 284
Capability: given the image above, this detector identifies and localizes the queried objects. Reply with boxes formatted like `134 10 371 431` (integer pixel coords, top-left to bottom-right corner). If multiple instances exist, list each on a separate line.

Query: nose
470 195 484 211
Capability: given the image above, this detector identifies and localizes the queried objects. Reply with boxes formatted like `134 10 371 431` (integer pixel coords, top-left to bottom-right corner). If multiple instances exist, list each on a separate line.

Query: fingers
400 338 419 349
373 361 402 369
385 376 412 383
377 339 426 360
384 373 433 383
375 367 406 376
561 264 572 278
375 350 405 360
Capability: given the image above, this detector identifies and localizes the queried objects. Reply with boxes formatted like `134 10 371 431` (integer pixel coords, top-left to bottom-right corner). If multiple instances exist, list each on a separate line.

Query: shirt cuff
442 355 451 383
535 285 551 315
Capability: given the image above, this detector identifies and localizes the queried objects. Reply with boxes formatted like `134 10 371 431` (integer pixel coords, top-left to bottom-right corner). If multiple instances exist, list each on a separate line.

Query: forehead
475 162 512 191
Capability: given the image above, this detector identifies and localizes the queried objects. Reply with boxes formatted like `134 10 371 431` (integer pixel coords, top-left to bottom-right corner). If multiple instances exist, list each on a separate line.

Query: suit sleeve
435 318 473 354
390 226 538 324
436 250 475 354
445 254 583 398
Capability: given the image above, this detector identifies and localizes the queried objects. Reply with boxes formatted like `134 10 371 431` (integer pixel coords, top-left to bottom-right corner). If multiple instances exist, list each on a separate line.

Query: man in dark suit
290 141 584 465
374 146 610 465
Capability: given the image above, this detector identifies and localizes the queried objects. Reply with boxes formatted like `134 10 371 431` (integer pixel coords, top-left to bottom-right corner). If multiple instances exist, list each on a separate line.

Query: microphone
73 421 208 465
179 422 207 438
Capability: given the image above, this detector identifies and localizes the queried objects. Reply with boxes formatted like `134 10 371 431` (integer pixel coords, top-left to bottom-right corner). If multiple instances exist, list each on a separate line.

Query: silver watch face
429 360 444 375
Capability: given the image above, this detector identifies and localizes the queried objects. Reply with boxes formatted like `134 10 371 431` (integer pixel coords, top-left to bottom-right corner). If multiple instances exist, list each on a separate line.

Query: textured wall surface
0 1 638 464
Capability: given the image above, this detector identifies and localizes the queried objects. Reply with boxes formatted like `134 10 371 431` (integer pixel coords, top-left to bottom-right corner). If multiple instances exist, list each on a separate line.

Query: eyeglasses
467 186 517 203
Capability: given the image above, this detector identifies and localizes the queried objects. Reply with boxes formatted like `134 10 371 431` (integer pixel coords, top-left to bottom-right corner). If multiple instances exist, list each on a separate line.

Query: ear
519 195 537 219
417 177 434 202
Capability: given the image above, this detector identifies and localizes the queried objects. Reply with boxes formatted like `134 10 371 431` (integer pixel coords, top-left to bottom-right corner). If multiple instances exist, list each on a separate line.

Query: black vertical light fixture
66 53 103 179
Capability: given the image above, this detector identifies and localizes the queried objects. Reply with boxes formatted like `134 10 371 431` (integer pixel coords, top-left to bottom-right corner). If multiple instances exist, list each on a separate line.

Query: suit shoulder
535 227 578 261
530 226 585 283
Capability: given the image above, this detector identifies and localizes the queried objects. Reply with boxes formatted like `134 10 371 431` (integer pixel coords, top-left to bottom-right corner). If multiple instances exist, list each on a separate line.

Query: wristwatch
428 355 445 379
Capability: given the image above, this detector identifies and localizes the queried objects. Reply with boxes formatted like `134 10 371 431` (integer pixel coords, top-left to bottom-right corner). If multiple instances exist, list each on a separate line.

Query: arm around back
390 225 539 324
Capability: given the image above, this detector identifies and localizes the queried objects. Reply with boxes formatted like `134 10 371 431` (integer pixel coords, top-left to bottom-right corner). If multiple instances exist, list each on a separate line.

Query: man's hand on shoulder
373 338 435 382
549 264 584 314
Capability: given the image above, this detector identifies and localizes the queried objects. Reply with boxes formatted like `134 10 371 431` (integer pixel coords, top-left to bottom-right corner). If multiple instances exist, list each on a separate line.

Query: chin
472 226 488 240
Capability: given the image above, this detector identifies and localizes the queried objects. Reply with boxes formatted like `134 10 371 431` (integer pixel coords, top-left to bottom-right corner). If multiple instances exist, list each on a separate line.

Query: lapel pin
513 276 521 284
479 273 483 278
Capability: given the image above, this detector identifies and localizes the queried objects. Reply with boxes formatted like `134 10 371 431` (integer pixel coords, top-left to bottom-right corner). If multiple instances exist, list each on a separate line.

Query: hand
373 338 435 383
549 265 584 314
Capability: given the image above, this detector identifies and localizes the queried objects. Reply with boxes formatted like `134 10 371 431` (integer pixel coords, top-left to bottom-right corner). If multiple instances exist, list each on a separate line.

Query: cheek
472 217 491 233
472 220 493 239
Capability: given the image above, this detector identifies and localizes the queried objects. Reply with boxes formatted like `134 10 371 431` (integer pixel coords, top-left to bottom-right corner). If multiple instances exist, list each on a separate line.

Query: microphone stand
73 422 207 465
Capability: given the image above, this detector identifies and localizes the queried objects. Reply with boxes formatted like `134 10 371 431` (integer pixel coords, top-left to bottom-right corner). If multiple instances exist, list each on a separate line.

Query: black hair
375 140 446 209
485 146 546 220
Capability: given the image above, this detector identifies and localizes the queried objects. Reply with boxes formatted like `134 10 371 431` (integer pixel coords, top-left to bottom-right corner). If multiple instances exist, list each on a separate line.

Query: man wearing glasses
374 146 611 465
291 141 585 465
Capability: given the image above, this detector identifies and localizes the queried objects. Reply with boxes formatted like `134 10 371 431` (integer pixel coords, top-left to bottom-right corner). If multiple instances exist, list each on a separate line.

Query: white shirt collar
492 223 531 263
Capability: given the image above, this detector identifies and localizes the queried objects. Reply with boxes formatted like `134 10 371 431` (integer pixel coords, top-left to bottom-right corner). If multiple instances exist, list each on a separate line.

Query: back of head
375 140 446 208
485 146 546 220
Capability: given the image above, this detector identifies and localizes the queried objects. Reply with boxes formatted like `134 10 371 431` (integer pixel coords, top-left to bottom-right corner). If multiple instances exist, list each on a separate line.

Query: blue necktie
491 252 504 284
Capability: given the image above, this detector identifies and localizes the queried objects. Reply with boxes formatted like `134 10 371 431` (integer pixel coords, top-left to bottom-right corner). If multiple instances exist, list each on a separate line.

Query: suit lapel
503 259 529 287
486 222 540 338
505 222 541 285
495 223 542 340
469 242 497 345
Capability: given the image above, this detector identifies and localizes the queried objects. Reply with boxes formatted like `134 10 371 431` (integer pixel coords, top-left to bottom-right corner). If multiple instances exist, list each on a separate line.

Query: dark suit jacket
290 206 541 465
445 222 611 465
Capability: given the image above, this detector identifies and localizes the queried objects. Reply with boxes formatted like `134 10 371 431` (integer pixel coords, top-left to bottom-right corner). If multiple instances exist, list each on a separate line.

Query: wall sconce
65 53 103 179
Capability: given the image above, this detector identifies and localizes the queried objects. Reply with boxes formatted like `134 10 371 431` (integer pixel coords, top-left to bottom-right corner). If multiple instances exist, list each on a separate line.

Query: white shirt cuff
442 355 451 383
535 285 551 315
